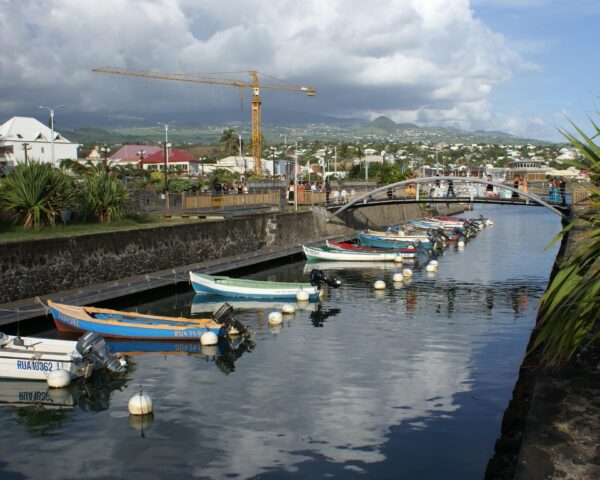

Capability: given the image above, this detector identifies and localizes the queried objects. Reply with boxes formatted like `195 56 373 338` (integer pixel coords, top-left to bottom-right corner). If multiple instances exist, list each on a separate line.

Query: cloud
0 0 537 133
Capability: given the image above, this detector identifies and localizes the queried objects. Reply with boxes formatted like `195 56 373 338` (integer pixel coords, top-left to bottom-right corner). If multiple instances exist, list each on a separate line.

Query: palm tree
0 161 74 228
534 113 600 367
80 166 129 223
220 128 239 157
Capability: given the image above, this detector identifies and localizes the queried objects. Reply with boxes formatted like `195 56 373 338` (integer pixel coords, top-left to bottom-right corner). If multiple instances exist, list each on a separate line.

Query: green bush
0 161 75 229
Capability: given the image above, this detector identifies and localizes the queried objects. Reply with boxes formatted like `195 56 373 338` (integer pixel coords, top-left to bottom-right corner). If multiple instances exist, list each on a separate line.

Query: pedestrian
486 175 494 197
287 180 294 204
549 178 560 203
559 178 566 205
512 175 520 198
324 178 331 205
520 177 528 194
446 179 455 197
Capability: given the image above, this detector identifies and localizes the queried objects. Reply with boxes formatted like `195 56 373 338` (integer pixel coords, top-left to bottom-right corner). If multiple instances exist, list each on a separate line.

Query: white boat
189 271 319 298
0 332 125 381
303 245 413 262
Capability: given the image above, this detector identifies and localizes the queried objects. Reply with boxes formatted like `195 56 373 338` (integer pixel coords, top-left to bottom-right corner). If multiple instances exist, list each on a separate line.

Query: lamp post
100 145 111 172
158 122 174 209
270 146 276 180
293 138 302 211
38 104 64 167
22 143 32 163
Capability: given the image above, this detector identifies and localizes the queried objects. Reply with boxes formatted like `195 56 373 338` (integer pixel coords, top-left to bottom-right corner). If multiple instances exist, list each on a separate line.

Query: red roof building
110 145 162 166
143 148 200 174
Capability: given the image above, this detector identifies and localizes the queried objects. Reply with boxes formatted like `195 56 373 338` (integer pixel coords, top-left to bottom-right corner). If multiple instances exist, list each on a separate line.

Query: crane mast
92 67 315 176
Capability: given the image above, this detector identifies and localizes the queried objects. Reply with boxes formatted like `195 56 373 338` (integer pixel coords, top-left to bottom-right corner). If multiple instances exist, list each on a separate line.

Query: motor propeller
310 269 342 288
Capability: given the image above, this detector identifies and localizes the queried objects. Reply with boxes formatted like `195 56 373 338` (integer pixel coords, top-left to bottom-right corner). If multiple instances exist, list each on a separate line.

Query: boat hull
190 272 318 299
303 245 414 262
49 301 225 341
0 335 91 381
357 233 431 250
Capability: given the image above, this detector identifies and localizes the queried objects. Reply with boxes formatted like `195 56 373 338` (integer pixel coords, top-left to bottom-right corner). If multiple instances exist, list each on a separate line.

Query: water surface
0 205 561 479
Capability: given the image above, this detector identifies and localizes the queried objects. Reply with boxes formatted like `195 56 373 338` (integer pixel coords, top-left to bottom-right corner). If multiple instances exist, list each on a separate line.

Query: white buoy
429 260 439 267
374 280 386 290
425 264 436 272
296 290 310 301
200 331 218 345
268 311 283 325
47 369 71 388
402 268 413 277
281 303 296 314
392 273 404 282
457 240 465 248
128 391 154 415
394 255 404 264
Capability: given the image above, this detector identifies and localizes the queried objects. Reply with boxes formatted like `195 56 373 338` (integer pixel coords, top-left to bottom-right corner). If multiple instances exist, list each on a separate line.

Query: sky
0 0 598 141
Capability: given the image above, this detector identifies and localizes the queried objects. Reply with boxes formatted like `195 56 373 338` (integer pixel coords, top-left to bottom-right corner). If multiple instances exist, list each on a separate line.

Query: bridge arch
332 176 567 219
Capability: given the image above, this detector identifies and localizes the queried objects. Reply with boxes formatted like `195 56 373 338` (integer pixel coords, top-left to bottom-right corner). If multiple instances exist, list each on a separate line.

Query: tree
220 128 239 157
0 161 74 228
80 166 129 223
534 113 600 367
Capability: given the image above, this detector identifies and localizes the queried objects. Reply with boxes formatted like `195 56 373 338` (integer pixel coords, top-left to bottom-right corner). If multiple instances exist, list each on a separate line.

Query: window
41 147 45 153
0 145 14 155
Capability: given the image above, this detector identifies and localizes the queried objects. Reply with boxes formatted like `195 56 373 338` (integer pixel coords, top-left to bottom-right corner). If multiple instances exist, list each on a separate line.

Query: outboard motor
214 303 249 336
310 269 342 288
76 332 126 374
427 229 445 251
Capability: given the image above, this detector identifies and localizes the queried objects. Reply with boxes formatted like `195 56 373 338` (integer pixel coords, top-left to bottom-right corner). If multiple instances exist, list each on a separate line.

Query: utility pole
100 145 111 172
22 143 31 163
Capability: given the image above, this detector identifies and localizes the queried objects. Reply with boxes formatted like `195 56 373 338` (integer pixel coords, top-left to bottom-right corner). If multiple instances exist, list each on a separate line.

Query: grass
0 215 209 244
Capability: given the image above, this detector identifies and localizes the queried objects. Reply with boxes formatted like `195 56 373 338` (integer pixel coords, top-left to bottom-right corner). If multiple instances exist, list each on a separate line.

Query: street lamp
100 145 111 172
292 138 303 211
38 104 65 167
158 122 174 209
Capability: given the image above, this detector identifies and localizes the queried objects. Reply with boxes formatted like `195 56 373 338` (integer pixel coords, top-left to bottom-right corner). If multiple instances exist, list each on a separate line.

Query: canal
0 205 561 479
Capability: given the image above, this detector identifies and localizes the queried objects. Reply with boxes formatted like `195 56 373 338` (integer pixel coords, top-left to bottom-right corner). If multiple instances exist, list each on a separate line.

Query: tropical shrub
535 113 600 367
80 166 129 223
0 161 74 228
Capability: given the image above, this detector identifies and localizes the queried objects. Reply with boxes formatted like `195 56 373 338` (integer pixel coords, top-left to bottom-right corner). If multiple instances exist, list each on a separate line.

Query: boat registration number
16 360 59 372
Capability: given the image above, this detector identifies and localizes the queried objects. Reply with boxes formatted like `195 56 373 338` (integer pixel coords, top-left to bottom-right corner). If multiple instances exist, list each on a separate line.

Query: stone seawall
1 202 461 304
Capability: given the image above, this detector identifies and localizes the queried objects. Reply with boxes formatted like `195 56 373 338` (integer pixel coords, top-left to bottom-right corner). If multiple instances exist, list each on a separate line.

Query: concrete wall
0 203 448 303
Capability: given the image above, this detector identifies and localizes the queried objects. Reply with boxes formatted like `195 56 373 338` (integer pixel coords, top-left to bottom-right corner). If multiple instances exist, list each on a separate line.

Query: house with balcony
0 116 78 169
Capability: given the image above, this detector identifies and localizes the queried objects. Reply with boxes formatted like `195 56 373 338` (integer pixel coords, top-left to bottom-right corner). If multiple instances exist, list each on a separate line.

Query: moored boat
326 240 417 254
189 271 333 298
0 331 125 381
48 300 243 340
303 244 415 262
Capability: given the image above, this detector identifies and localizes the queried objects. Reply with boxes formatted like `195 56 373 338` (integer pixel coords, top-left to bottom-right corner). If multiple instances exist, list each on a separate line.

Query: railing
572 185 592 205
182 190 280 211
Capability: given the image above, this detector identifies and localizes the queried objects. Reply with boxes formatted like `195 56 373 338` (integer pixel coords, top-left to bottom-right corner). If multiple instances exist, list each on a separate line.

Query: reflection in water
0 207 562 479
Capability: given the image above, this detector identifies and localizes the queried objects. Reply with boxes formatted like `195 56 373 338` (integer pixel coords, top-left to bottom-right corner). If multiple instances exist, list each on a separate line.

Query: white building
0 116 79 168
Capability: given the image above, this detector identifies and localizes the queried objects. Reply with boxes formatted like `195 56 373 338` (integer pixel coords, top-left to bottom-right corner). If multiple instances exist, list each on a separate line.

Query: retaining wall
0 202 455 304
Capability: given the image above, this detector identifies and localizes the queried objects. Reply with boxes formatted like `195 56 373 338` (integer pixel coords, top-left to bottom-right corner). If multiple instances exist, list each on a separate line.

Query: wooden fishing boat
303 244 415 262
326 240 417 255
0 331 124 380
189 271 319 298
363 228 431 243
48 300 233 340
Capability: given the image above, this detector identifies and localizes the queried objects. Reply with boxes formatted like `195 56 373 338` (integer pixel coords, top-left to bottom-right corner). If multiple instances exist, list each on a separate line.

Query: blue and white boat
357 232 430 250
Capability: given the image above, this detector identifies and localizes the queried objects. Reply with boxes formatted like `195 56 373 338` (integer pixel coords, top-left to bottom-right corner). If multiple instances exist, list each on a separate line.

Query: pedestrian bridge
331 176 572 219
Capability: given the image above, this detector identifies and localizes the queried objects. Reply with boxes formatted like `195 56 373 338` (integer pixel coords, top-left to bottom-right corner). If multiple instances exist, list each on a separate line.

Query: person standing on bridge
520 177 528 194
486 175 494 197
559 179 566 205
446 179 455 197
512 175 520 198
325 178 331 205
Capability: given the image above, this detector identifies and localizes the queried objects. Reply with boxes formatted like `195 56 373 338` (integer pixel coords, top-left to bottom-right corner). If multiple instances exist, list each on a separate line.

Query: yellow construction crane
92 67 316 176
